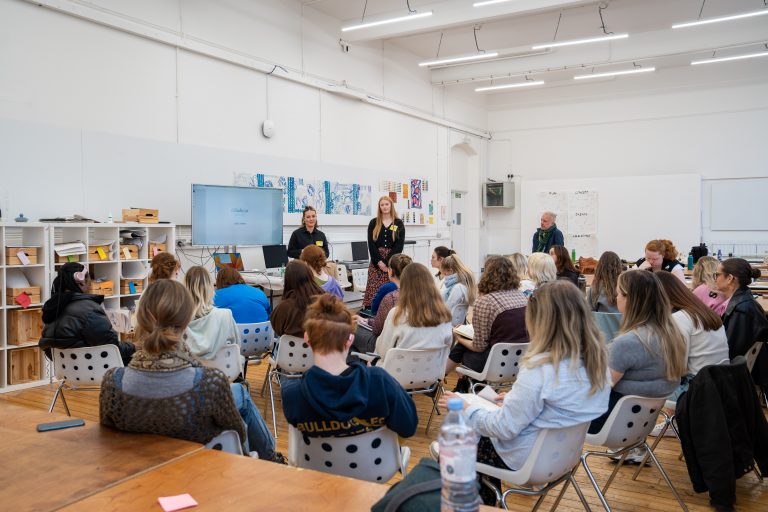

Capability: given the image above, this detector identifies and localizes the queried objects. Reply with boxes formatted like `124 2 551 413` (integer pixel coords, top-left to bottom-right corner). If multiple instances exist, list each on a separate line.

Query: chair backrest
381 347 446 391
351 268 368 292
51 345 124 388
238 321 274 359
274 335 314 373
745 341 764 373
288 426 401 483
592 312 622 343
514 422 589 486
202 344 242 382
205 430 244 456
335 263 351 287
587 395 665 450
482 343 528 385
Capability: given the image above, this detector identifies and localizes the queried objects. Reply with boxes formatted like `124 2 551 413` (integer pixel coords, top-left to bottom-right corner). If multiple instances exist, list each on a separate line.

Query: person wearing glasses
287 206 329 259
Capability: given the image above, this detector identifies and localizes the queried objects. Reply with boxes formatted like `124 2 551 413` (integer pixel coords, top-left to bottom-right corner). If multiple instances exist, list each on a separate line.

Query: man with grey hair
532 211 564 253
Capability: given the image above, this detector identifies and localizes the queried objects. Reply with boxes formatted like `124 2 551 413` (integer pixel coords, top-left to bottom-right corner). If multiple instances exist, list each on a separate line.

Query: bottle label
440 446 477 483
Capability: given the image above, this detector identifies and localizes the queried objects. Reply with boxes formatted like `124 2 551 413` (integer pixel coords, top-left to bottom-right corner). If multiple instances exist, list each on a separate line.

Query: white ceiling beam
340 0 593 42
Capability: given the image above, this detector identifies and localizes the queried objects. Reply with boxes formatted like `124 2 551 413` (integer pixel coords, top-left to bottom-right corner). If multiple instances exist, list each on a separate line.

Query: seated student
508 252 535 297
447 256 528 380
300 244 343 299
100 280 281 462
184 266 239 360
440 254 476 326
353 254 412 353
549 245 580 286
691 256 728 316
440 280 610 506
374 263 453 363
587 251 623 313
281 294 418 438
655 271 729 403
149 252 180 283
527 252 557 293
39 263 135 365
214 267 271 324
270 260 324 338
588 271 687 458
635 239 685 282
431 246 455 291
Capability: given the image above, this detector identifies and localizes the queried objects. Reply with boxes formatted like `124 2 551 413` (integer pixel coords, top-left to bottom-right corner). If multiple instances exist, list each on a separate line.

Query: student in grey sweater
440 254 477 326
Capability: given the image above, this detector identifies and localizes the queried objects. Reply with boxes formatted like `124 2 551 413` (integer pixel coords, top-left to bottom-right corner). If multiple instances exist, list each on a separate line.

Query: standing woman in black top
362 196 405 308
287 206 329 259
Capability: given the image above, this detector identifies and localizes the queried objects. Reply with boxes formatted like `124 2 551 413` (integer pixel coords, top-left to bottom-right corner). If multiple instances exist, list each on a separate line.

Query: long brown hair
550 245 577 274
656 271 722 331
184 266 214 319
478 256 520 294
303 294 355 355
617 271 687 381
372 196 400 240
393 263 452 327
646 239 678 261
136 280 194 355
283 260 324 310
215 267 245 289
524 281 608 395
591 251 623 309
440 254 477 305
691 255 718 289
149 252 179 283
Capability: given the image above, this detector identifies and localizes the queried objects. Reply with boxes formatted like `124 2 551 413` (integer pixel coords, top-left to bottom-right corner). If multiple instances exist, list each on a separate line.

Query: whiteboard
520 174 701 260
710 178 768 231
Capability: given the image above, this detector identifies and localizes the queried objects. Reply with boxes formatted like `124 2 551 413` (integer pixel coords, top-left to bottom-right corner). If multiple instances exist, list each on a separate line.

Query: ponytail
136 280 194 355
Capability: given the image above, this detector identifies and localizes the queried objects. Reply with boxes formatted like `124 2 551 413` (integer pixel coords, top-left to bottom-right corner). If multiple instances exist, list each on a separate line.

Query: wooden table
0 401 202 512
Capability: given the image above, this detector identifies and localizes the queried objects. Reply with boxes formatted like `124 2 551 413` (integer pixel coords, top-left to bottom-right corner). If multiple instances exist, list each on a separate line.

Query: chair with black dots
205 430 244 456
287 425 410 483
262 335 315 438
455 342 528 394
49 344 124 416
201 344 242 383
237 321 275 378
580 395 688 512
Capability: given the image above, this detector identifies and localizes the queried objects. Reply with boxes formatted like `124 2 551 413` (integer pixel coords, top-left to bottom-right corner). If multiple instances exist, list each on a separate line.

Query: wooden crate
148 243 167 257
120 244 139 260
7 308 43 345
88 280 114 296
120 279 144 295
6 286 42 305
88 245 112 261
8 347 42 385
122 208 159 224
6 247 39 265
55 253 81 263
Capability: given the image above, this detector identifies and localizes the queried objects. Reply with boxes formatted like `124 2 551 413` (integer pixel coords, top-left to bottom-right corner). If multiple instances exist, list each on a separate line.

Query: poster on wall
536 189 599 257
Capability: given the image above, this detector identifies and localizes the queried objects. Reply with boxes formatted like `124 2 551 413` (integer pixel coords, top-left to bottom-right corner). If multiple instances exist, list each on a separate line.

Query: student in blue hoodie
281 293 418 438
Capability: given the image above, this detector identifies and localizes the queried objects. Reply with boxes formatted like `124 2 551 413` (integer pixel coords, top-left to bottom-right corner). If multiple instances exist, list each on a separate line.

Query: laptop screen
351 241 369 261
263 244 288 269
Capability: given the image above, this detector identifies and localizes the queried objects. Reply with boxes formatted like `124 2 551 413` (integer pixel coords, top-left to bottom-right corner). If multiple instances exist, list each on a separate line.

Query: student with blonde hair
363 196 405 308
440 280 610 505
440 254 477 326
183 266 238 360
508 253 534 296
374 263 453 362
527 252 557 289
691 256 727 315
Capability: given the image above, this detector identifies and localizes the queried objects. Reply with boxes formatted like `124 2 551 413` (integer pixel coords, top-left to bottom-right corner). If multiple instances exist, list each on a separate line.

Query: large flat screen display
192 184 283 246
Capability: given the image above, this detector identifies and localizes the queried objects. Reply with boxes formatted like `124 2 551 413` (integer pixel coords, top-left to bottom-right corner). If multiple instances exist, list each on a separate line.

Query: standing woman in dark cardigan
362 196 405 309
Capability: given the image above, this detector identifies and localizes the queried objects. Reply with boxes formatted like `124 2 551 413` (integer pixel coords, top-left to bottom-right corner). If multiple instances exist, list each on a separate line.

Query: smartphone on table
37 418 85 432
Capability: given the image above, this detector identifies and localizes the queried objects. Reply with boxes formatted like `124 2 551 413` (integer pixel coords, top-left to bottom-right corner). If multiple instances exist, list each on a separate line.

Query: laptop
213 252 244 272
263 244 289 276
341 241 370 270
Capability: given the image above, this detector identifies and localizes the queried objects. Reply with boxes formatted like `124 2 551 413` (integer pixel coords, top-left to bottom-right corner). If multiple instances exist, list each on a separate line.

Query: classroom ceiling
305 0 768 94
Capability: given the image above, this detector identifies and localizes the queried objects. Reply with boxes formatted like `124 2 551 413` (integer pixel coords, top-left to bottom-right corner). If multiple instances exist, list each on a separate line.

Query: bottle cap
447 398 464 411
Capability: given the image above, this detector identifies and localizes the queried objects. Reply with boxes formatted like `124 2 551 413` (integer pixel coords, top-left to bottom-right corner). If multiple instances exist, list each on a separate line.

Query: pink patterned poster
410 179 422 209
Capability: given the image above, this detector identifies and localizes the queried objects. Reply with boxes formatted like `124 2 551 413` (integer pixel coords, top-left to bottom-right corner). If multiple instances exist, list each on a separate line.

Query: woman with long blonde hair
183 266 239 360
440 280 610 505
691 256 727 315
440 254 477 326
362 196 405 309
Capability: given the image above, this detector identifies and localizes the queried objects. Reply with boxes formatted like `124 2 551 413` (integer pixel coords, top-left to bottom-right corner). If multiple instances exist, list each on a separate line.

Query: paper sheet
6 268 31 288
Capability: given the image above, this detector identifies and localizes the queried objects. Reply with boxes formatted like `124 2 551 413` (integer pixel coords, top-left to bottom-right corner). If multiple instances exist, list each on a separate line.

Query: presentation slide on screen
192 185 283 246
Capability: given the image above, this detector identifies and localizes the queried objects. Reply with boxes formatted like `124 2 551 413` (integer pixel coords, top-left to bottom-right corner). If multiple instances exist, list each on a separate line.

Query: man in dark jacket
39 262 135 365
531 211 564 253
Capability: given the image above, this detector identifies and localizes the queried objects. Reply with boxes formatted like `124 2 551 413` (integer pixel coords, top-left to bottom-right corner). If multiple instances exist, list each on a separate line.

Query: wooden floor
2 364 766 512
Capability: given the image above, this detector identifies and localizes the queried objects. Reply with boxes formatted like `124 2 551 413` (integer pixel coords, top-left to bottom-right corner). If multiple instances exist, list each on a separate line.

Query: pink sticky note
15 292 32 309
158 494 198 512
153 247 160 256
17 251 30 265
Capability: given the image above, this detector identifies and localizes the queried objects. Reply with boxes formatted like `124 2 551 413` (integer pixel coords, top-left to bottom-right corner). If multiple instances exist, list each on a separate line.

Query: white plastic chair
472 423 592 511
288 426 410 483
581 395 688 512
201 344 242 382
205 430 244 456
334 263 352 289
49 345 124 416
352 268 368 293
745 341 764 373
261 335 315 438
238 321 274 377
456 342 528 393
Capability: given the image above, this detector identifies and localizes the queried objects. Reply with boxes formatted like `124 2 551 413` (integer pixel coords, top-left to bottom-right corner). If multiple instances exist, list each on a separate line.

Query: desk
0 401 202 512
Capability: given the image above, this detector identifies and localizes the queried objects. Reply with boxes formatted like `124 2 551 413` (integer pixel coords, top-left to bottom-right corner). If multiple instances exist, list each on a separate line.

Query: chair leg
242 359 249 380
751 462 763 481
549 477 571 512
425 386 442 435
267 371 278 439
48 381 71 416
530 493 548 512
633 419 670 481
259 363 271 397
644 442 688 512
569 474 593 512
581 453 612 512
480 476 503 509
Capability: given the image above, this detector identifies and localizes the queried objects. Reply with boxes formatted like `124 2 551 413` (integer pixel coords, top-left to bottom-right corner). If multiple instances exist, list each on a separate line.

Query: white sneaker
649 421 676 438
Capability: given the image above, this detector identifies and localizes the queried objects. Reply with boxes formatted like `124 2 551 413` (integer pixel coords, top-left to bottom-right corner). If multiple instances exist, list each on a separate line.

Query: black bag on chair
371 458 442 512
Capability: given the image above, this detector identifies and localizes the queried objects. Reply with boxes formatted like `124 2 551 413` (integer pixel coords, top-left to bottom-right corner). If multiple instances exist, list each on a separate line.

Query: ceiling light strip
473 0 514 6
672 9 768 29
341 11 432 32
573 67 655 80
691 51 768 65
475 81 545 92
419 52 499 67
532 33 628 50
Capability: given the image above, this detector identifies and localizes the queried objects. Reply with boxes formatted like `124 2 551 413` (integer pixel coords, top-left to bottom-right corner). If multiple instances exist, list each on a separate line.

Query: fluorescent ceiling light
574 67 656 80
672 9 768 29
532 33 628 50
475 81 545 92
341 11 432 32
419 52 499 67
474 0 514 6
691 51 768 65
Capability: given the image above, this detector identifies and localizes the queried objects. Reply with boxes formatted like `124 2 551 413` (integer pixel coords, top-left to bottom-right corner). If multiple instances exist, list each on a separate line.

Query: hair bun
751 268 762 280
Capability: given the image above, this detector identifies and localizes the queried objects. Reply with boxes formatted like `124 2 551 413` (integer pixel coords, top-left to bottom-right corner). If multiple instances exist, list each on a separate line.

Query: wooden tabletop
0 401 202 512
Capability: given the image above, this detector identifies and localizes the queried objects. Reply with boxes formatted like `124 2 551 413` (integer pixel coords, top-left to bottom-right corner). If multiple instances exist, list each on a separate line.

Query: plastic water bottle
687 254 694 270
717 249 722 261
571 248 577 262
439 398 481 512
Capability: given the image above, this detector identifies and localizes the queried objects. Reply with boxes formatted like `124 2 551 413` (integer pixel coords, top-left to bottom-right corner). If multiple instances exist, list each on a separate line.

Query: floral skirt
362 247 391 308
